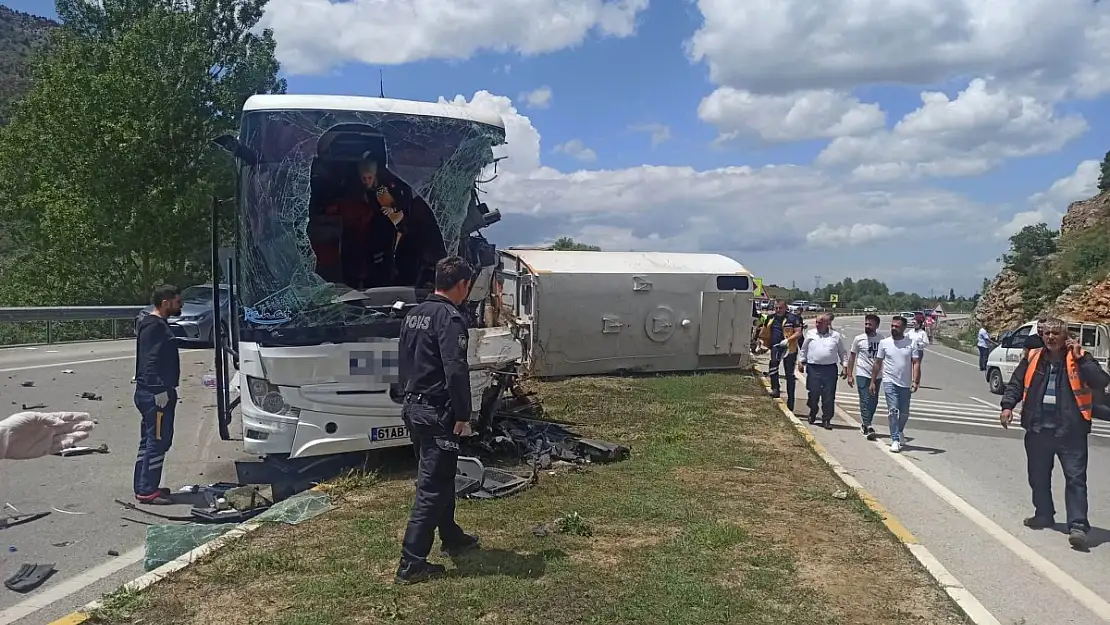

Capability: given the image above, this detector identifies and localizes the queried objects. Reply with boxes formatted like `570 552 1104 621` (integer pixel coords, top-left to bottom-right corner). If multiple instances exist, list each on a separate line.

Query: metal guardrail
0 306 143 323
0 306 144 346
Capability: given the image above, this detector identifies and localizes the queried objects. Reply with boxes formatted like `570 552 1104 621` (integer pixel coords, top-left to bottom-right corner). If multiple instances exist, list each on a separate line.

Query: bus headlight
245 376 299 417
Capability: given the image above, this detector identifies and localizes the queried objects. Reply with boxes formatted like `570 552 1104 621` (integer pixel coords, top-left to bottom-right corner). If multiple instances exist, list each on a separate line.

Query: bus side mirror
211 134 259 166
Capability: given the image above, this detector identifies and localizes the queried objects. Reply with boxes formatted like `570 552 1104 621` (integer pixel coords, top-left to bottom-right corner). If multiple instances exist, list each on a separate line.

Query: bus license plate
370 426 408 442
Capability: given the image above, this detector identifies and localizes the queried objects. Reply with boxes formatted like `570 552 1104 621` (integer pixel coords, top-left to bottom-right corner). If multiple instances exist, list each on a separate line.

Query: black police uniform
396 293 478 581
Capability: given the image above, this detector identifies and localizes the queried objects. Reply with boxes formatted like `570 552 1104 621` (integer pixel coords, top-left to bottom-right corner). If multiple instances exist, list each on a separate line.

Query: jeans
768 346 798 409
978 346 991 371
883 382 911 442
1025 429 1089 532
133 387 178 496
400 404 467 563
855 375 880 427
805 363 838 422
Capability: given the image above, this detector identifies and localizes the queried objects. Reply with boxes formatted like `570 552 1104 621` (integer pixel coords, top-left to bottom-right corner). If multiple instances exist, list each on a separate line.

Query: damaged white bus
211 94 521 461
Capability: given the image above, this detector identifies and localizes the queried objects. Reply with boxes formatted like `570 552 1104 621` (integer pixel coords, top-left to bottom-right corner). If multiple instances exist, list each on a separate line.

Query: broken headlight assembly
245 376 300 418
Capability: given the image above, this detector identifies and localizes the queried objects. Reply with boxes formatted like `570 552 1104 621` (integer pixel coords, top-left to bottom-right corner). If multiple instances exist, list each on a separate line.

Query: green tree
0 0 285 306
1001 223 1058 276
1100 150 1110 192
551 237 601 251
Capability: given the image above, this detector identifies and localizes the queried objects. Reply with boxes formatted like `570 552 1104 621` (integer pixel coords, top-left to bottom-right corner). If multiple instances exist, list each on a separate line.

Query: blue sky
11 0 1110 297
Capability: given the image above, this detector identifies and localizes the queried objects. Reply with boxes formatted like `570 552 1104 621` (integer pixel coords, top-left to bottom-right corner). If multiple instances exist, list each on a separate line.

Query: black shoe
808 414 817 425
821 420 833 430
441 534 480 558
395 559 448 585
786 401 795 412
770 390 781 399
865 426 877 440
1069 528 1090 550
1022 515 1055 530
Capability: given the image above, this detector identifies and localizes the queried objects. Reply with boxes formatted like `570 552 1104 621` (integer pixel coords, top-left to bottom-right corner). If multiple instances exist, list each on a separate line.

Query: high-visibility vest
1024 348 1092 422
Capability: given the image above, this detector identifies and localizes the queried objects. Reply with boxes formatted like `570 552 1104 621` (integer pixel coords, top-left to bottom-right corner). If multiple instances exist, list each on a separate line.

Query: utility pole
815 276 822 292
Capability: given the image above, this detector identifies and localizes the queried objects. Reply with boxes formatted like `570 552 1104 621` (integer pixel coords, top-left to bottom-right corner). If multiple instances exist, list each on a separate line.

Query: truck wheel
988 368 1004 395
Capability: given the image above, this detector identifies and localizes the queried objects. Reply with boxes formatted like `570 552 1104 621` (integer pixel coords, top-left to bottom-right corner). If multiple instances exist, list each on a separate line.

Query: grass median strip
89 371 969 625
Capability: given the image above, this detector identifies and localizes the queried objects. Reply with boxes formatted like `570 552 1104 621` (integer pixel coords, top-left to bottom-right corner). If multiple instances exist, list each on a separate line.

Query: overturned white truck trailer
495 249 755 378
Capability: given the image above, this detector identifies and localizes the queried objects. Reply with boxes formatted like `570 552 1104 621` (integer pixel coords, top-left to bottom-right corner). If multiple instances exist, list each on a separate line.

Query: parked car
862 306 878 313
134 283 233 346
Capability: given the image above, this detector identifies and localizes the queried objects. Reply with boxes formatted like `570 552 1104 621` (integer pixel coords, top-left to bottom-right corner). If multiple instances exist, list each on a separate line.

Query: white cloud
698 88 885 144
519 86 553 109
630 123 672 147
816 79 1088 181
806 223 904 247
262 0 649 74
553 139 598 162
996 159 1102 238
686 0 1107 98
442 90 1003 294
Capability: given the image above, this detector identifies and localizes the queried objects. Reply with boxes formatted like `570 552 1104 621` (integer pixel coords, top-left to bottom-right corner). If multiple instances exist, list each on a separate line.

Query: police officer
395 256 481 584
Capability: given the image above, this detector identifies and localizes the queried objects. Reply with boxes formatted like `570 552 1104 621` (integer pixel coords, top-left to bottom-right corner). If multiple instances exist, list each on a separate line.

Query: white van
984 319 1110 395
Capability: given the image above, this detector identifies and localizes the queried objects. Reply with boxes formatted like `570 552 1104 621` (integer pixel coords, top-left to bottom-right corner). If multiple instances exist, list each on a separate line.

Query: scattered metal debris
0 509 50 529
20 403 46 411
61 369 74 374
55 443 110 457
19 381 33 388
455 456 536 500
107 550 119 557
51 506 89 516
4 563 55 593
79 392 102 401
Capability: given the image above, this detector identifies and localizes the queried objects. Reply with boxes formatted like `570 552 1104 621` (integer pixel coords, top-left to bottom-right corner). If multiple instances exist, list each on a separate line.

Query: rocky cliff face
976 189 1110 331
973 268 1026 332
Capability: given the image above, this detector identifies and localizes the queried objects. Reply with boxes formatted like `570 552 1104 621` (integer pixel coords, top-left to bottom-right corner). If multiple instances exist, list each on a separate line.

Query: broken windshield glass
235 108 505 337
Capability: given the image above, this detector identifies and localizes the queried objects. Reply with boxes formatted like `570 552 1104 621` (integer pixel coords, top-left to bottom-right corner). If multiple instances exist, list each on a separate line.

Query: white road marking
0 547 144 624
809 371 1110 622
0 355 132 374
924 346 979 368
968 396 998 409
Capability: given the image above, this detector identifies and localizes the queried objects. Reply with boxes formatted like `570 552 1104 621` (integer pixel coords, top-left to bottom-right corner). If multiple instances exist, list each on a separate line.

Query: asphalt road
0 340 244 625
779 315 1110 625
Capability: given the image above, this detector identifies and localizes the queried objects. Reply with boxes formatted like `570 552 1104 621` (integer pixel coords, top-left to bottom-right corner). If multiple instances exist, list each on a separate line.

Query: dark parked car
134 284 232 345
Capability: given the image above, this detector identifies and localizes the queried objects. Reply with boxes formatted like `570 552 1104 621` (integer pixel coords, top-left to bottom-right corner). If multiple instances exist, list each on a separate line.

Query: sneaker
135 491 173 505
395 559 448 585
865 426 877 441
1069 528 1089 550
889 440 901 453
441 534 480 558
1022 516 1055 530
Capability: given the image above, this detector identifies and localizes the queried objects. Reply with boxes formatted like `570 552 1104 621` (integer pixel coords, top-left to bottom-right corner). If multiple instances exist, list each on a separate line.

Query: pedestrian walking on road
133 285 182 505
760 299 805 411
798 314 848 429
395 256 481 584
907 311 930 382
999 317 1109 551
871 316 922 453
846 314 884 440
977 324 994 373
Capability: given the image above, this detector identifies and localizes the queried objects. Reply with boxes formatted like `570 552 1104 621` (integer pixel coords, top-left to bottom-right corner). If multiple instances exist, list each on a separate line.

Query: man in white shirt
870 315 923 453
977 324 994 373
846 314 884 440
798 314 848 430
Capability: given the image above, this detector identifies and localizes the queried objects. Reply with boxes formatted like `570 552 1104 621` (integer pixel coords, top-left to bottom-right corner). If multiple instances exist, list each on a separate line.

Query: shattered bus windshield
235 108 505 343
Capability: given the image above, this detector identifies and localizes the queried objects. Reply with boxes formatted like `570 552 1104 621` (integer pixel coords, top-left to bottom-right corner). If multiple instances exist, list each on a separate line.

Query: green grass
88 372 970 625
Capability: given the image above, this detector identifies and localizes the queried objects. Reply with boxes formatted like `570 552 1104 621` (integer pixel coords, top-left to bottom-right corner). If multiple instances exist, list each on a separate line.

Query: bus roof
242 94 506 130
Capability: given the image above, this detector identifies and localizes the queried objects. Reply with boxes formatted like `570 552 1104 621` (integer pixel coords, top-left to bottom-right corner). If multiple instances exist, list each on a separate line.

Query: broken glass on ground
141 491 334 571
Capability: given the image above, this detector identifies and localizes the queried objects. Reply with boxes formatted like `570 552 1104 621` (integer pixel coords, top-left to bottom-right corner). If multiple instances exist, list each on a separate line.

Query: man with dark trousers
395 256 481 584
133 285 182 505
1000 317 1110 550
760 299 805 411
